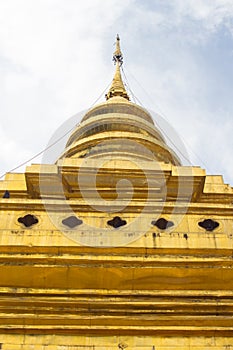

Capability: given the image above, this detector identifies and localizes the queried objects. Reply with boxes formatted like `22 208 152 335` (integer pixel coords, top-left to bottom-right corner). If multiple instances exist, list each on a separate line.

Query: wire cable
121 67 137 103
0 126 75 180
122 67 192 165
0 82 111 180
124 66 213 171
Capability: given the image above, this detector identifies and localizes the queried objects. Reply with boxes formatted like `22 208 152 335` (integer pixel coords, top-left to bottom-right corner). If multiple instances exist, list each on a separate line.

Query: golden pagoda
0 35 233 349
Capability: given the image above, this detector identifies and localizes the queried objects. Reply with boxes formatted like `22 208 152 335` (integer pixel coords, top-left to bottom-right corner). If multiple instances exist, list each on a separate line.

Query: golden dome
58 35 181 166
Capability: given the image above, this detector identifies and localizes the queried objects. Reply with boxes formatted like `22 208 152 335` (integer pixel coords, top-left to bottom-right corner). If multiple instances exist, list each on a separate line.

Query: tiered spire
105 35 130 101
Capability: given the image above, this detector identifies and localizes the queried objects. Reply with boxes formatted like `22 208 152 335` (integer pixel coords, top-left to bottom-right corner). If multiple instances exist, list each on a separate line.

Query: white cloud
172 0 233 28
0 0 233 186
0 0 134 170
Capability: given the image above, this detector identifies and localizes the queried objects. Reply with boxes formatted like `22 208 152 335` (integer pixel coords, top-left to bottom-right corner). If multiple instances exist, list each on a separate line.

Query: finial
113 34 123 66
106 35 129 101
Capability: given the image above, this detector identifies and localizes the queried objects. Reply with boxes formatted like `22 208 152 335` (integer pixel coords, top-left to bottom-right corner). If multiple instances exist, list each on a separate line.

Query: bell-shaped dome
58 36 181 166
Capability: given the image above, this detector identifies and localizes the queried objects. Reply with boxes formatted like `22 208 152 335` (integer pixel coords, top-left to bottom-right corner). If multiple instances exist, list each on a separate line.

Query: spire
113 33 123 66
105 35 130 101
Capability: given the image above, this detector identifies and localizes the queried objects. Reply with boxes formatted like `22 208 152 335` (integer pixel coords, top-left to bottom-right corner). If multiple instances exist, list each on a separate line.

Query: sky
0 0 233 185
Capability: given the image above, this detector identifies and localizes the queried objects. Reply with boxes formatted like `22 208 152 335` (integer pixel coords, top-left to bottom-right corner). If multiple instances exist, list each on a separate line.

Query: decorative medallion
18 214 38 228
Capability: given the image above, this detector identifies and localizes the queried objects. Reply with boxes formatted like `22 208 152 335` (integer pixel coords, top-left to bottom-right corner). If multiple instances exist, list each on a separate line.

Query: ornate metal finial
113 34 123 66
105 35 129 101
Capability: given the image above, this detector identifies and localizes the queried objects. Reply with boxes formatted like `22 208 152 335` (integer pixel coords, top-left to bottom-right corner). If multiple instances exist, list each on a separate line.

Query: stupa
0 35 233 349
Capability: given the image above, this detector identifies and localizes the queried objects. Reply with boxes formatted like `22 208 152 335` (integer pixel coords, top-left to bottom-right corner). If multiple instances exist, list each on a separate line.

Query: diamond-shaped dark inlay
18 214 39 228
198 219 219 231
151 218 174 230
62 216 83 228
107 216 127 229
